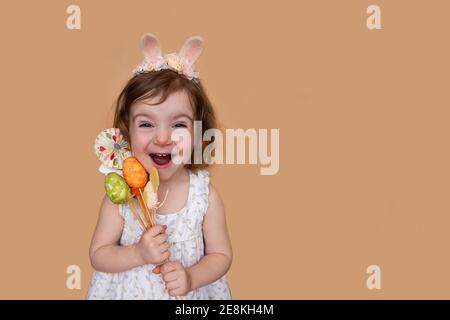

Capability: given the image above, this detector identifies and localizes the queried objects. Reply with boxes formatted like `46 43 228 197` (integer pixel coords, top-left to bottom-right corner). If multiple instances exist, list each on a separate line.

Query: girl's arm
186 184 233 290
89 195 144 273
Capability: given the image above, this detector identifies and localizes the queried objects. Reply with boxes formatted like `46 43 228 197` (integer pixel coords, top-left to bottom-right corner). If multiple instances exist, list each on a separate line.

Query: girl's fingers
147 224 167 237
161 250 170 261
165 280 180 290
163 271 178 282
169 288 183 297
159 242 170 252
160 262 177 274
154 233 168 245
152 257 170 274
152 265 161 274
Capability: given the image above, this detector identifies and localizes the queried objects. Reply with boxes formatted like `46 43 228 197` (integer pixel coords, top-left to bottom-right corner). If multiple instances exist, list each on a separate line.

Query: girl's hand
135 224 170 265
152 261 192 296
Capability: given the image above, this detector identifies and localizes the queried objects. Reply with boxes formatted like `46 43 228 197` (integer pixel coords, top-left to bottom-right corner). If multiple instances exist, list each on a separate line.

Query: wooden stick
136 190 151 227
150 207 156 225
129 198 147 231
137 188 154 228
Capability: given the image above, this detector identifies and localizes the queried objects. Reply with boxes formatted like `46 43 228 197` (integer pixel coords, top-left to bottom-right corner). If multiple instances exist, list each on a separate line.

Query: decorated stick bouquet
94 128 167 231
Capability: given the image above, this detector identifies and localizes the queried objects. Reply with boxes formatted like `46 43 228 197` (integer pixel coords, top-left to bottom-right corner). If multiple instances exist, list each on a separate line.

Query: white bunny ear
140 33 162 61
179 36 204 65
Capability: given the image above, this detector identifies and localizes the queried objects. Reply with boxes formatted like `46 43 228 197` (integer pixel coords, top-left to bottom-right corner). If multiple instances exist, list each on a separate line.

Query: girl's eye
173 123 188 128
139 123 154 128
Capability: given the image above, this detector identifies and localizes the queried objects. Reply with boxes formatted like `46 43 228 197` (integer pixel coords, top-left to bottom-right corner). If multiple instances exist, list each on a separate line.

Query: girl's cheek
130 130 153 152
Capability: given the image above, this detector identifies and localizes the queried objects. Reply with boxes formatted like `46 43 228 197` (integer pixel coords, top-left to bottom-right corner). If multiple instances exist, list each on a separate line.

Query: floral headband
132 33 204 82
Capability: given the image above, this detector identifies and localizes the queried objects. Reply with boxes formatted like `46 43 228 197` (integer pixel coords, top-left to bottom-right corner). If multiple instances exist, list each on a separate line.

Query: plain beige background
0 0 449 299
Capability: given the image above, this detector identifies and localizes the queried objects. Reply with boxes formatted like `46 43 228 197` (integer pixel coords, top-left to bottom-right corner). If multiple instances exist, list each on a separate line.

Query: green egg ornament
104 172 131 204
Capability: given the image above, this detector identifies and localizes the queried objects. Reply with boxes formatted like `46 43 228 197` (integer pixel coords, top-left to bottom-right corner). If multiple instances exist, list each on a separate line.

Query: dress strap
190 169 210 217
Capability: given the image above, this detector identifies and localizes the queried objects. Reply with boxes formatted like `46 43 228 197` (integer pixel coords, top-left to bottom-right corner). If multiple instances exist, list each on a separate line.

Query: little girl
87 34 232 299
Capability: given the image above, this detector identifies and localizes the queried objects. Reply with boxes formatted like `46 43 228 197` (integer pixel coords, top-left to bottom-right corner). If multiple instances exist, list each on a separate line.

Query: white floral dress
86 169 232 300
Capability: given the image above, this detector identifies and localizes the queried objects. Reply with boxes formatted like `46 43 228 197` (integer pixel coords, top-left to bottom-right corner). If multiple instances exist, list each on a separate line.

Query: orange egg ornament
122 157 148 188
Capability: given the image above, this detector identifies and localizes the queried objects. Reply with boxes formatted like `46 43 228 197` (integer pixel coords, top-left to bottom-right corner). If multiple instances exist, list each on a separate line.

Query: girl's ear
140 33 162 61
179 36 204 65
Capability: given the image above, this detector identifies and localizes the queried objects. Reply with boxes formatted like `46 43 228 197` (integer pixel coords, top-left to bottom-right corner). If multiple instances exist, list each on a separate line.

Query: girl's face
129 89 195 182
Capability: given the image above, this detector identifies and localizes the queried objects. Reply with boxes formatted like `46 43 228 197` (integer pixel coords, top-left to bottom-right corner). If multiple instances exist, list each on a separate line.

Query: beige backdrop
0 0 449 299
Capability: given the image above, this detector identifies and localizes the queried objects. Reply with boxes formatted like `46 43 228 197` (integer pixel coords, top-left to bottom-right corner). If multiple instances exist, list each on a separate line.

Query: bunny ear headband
132 33 204 82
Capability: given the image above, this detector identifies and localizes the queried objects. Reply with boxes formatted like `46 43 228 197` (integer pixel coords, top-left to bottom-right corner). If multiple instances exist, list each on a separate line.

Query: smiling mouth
149 153 172 166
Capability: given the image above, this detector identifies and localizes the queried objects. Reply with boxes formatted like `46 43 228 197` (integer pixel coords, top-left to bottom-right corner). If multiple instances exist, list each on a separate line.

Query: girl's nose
154 129 172 146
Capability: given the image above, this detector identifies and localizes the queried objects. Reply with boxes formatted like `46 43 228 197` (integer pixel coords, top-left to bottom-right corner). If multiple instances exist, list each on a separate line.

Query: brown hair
113 69 217 171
